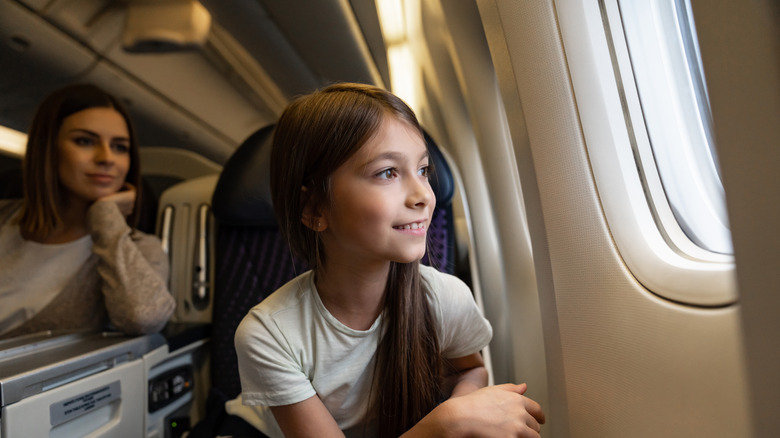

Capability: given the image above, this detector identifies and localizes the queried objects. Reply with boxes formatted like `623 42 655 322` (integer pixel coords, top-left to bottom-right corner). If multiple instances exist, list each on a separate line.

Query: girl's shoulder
419 264 474 307
419 264 470 292
245 270 316 319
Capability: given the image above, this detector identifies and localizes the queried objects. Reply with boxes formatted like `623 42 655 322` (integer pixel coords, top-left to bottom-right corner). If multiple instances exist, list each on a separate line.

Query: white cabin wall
692 1 780 436
477 0 751 437
388 0 550 408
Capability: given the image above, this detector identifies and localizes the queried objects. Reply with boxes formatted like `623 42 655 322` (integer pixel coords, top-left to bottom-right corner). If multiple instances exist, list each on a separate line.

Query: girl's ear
301 185 328 231
301 211 327 231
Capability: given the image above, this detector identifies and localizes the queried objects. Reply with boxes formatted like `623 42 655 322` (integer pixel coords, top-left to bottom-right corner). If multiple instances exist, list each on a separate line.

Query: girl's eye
376 168 397 180
418 166 430 178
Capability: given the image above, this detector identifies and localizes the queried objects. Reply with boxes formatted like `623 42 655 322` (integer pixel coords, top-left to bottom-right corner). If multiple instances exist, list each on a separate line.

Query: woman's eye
73 137 94 146
113 143 130 153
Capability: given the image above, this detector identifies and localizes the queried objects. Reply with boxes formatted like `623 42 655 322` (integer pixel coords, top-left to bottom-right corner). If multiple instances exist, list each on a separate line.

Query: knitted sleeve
87 200 175 334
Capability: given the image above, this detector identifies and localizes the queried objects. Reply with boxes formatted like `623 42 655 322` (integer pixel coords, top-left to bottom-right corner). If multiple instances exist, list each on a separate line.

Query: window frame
554 0 736 306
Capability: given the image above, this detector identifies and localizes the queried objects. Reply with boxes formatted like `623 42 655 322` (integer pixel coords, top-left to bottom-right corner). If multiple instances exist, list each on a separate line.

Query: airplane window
556 0 736 305
618 0 732 255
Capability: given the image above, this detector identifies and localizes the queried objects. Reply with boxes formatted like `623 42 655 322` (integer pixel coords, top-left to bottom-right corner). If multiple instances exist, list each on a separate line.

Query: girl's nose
407 177 435 208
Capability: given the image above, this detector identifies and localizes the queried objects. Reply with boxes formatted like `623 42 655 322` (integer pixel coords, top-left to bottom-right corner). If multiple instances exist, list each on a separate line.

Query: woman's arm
87 194 175 334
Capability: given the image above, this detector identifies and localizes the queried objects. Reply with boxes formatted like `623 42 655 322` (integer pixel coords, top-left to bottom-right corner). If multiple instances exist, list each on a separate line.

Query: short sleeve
425 267 493 359
234 308 317 406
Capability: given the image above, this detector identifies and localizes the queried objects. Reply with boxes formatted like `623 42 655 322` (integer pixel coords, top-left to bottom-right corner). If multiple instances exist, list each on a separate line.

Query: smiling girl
228 83 545 437
0 84 175 338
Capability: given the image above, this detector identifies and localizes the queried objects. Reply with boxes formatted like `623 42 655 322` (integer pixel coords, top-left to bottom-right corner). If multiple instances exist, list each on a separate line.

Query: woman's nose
94 142 114 164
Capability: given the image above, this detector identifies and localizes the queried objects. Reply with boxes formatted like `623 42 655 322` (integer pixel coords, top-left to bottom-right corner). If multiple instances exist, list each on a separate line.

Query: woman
0 83 175 339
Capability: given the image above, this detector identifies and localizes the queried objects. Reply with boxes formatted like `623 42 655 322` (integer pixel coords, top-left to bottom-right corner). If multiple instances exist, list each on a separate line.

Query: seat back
209 125 457 399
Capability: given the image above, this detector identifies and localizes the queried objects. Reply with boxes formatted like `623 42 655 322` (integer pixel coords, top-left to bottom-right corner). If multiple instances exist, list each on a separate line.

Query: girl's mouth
393 221 426 231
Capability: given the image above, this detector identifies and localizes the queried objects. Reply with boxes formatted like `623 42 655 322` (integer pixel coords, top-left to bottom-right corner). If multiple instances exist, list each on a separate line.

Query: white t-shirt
0 216 92 334
228 264 493 437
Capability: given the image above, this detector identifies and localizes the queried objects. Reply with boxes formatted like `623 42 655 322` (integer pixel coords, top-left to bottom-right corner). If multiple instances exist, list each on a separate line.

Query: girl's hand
97 182 136 218
407 383 545 438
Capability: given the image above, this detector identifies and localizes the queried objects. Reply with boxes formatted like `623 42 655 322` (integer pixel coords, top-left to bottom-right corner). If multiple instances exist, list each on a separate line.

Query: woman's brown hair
20 83 142 237
269 82 442 436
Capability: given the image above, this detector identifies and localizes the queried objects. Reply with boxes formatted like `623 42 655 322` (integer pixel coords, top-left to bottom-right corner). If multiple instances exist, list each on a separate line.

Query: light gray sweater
0 199 175 339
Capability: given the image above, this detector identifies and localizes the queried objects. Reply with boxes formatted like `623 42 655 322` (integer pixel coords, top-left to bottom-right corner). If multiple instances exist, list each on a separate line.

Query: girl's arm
269 383 544 438
402 383 546 438
271 395 346 438
445 352 489 398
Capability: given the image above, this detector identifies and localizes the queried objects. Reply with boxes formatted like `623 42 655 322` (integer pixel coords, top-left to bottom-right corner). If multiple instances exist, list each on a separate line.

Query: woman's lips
87 173 116 184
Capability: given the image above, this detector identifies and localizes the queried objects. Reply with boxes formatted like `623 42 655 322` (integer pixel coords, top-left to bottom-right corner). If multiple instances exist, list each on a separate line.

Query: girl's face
57 107 131 206
318 115 435 269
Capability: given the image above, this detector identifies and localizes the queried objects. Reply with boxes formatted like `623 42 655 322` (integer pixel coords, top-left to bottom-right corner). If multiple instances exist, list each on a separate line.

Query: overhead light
376 0 406 43
0 125 27 158
388 45 417 110
376 0 420 111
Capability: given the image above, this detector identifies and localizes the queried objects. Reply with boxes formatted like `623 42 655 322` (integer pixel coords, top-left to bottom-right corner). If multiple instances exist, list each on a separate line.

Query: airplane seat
143 172 221 437
205 124 458 405
208 124 298 402
0 166 22 199
422 131 456 274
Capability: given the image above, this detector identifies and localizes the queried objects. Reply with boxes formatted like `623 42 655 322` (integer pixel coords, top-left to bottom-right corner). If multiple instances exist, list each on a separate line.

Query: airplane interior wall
692 0 780 436
408 0 551 411
476 0 765 436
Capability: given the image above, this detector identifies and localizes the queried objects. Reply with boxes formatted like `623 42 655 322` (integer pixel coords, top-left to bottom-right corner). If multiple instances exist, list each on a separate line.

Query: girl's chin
392 252 427 265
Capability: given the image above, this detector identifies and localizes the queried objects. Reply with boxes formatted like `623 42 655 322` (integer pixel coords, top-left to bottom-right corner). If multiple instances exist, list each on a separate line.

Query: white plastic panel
103 37 267 145
43 0 126 53
0 0 97 124
2 360 144 437
140 147 221 182
157 174 219 324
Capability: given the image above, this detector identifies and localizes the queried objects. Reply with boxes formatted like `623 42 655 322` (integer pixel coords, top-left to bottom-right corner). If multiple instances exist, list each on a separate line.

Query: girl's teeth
397 223 424 230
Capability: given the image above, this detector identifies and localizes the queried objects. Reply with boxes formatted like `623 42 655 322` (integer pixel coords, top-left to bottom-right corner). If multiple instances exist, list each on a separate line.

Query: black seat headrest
0 167 24 199
212 125 455 227
212 125 276 226
425 131 454 208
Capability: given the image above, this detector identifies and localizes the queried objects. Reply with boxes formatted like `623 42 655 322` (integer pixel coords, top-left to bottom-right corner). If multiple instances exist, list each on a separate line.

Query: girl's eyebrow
363 151 404 166
363 150 430 167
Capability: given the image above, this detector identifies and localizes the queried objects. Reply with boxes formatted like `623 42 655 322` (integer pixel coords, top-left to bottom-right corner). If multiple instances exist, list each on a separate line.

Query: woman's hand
405 383 546 438
97 182 136 218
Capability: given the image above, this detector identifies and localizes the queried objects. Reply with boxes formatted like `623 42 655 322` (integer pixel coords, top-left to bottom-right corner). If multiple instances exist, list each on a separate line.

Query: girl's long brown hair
20 83 142 238
269 83 442 436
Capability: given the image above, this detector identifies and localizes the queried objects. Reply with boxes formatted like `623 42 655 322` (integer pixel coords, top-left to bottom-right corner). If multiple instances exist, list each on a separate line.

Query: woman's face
57 107 131 205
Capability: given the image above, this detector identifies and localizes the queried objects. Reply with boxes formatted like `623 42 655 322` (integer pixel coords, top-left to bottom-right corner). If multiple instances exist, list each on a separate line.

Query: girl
0 83 175 338
230 83 544 437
